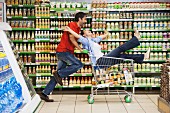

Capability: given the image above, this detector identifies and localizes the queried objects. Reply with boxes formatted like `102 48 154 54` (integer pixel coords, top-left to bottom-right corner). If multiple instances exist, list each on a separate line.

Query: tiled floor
36 94 160 113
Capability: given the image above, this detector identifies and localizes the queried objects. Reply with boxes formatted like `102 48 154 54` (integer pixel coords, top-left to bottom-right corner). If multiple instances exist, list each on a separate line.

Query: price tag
121 29 126 31
8 5 12 7
23 40 28 42
7 16 12 19
50 16 55 18
76 10 81 12
135 85 139 87
36 17 41 18
23 17 28 19
152 85 156 87
36 28 40 30
18 5 23 7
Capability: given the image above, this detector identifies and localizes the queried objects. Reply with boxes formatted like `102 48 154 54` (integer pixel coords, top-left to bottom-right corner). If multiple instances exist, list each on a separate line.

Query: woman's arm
64 26 81 39
100 30 109 39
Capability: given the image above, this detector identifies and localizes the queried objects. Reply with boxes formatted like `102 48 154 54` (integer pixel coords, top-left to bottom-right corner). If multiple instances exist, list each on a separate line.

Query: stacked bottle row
35 42 51 52
15 43 35 52
50 12 75 17
6 0 36 5
134 77 160 86
7 8 35 17
36 76 92 87
35 6 50 17
92 31 170 40
134 12 170 19
77 66 92 73
54 2 88 9
75 54 90 63
10 31 63 41
50 19 72 29
140 32 170 40
134 21 170 30
8 20 35 28
11 31 35 40
91 1 169 9
129 52 166 61
19 54 57 64
36 66 51 74
134 63 162 72
36 19 50 28
92 11 133 19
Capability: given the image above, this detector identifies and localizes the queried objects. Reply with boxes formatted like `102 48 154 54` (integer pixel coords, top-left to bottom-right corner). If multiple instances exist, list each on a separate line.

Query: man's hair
75 12 86 22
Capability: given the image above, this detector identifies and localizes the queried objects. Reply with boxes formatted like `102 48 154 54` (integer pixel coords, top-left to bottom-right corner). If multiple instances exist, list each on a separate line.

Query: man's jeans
43 52 83 95
97 36 144 65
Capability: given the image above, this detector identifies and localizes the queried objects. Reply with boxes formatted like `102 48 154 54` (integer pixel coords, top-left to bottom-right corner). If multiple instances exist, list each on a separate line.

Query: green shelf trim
36 16 50 19
86 74 92 76
12 40 35 43
7 16 36 19
7 5 35 7
74 74 82 76
39 73 51 76
40 63 51 65
101 50 109 52
7 4 51 8
134 19 170 21
135 85 160 87
19 52 36 54
138 29 170 32
143 60 165 62
50 8 87 11
38 52 51 54
28 74 36 77
38 40 50 42
109 85 133 88
12 28 36 30
126 50 164 52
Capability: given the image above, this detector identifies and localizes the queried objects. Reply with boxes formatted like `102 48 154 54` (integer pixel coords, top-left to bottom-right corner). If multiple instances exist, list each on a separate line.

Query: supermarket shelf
7 16 36 19
93 18 170 22
34 85 92 88
109 85 134 88
29 73 92 77
93 19 134 22
134 85 160 87
92 29 134 32
102 49 168 53
18 52 36 54
138 29 170 32
143 60 166 63
12 28 36 31
101 39 168 42
7 4 51 8
50 16 92 19
134 72 161 74
50 8 88 12
134 19 170 21
90 8 170 11
24 63 51 66
71 73 92 76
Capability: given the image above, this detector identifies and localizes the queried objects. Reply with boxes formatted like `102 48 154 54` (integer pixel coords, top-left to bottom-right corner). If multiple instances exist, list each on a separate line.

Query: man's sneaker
53 71 63 86
39 93 54 102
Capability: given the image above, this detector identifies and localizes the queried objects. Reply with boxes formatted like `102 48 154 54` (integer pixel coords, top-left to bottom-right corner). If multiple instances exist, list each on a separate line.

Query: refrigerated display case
0 23 41 113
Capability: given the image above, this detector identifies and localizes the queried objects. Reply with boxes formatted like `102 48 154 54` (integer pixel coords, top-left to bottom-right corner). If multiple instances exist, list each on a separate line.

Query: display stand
0 22 41 113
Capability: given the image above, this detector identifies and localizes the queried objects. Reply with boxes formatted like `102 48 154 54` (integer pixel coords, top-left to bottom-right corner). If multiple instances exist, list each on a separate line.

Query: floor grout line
118 94 128 113
37 101 45 113
74 95 78 113
105 95 110 113
134 96 146 113
147 94 158 107
56 95 63 113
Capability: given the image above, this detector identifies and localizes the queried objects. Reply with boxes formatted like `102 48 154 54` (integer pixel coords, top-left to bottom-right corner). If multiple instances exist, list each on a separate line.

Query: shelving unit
5 1 170 93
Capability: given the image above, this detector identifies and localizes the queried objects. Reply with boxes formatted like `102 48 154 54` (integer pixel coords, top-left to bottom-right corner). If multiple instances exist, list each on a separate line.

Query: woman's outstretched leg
105 29 141 57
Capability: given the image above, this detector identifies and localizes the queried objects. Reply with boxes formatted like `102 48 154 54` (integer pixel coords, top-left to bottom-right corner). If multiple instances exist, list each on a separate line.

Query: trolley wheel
88 98 94 104
87 95 90 99
124 95 132 103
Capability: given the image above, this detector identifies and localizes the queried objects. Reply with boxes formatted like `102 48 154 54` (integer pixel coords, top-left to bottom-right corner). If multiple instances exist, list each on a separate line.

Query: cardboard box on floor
158 97 170 113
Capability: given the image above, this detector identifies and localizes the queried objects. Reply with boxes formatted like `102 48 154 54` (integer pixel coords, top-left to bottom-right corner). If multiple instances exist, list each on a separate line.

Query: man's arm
69 34 83 51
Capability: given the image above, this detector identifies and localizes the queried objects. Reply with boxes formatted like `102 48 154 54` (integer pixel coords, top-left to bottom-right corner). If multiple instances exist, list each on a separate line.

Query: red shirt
56 22 80 54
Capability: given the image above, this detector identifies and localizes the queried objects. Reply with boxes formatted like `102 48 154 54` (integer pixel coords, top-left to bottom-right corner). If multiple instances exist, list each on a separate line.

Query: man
39 12 87 102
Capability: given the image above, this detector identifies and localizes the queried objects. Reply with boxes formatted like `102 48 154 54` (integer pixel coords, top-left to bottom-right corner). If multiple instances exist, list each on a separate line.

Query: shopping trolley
87 55 134 104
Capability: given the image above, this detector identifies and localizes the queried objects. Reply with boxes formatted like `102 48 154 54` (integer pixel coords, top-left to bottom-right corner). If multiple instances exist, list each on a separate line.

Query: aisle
35 94 160 113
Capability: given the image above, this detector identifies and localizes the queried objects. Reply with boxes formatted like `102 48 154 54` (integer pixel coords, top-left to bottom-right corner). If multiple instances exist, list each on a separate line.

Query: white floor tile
37 94 160 113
